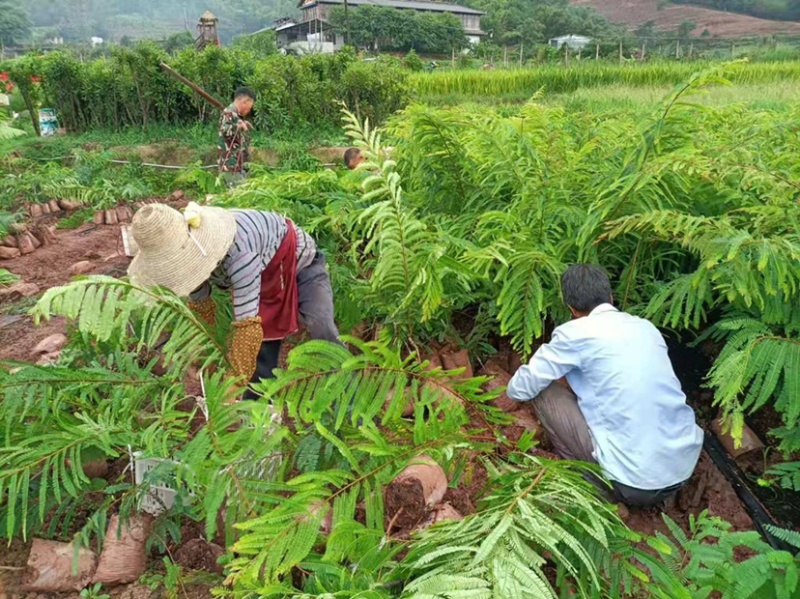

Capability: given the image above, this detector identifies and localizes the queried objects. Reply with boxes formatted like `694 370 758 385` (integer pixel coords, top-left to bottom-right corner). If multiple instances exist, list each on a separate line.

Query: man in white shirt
507 264 703 507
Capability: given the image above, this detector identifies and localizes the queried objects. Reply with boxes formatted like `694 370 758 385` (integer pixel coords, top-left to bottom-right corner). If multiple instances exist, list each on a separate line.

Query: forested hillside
24 0 297 43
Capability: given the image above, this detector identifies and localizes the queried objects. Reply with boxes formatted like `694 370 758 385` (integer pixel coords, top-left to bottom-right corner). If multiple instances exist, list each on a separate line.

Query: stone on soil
420 502 462 529
0 282 39 300
440 347 473 379
17 234 35 255
385 455 448 532
479 358 520 413
710 416 765 459
0 246 21 259
58 199 82 211
69 260 95 275
31 334 67 358
21 539 97 592
93 514 152 585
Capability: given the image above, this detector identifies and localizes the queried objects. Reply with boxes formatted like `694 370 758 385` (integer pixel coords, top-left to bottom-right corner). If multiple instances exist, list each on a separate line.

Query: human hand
237 120 252 132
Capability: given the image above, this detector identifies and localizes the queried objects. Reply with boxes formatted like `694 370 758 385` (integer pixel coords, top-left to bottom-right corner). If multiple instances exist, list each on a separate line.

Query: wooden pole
159 62 226 111
595 43 600 60
519 42 523 66
618 40 623 62
565 43 569 67
504 46 508 67
452 47 455 68
689 42 693 59
642 40 646 60
676 40 681 59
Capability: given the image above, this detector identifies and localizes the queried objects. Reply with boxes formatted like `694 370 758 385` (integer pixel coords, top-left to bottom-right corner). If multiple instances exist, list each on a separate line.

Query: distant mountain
571 0 800 37
25 0 297 43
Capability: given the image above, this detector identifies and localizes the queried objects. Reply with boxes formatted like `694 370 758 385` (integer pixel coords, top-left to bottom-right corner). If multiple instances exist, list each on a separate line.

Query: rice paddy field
411 60 800 107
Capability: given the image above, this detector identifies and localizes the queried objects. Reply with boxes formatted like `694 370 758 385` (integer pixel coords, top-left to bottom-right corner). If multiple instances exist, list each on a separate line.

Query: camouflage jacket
217 104 250 173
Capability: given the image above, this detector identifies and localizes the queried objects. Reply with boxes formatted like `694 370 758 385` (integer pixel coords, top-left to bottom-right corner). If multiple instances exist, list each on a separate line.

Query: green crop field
1 57 800 598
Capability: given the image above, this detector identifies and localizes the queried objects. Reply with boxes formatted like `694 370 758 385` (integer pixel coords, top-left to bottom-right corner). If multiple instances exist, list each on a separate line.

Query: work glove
188 296 217 329
227 316 263 387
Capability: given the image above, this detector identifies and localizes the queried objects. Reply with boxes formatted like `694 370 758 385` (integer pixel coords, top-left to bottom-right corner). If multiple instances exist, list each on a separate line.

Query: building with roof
196 11 220 50
548 34 592 51
265 0 486 54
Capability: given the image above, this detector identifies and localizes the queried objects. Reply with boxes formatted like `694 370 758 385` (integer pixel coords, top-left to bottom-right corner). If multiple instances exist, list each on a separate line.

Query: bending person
507 264 703 507
128 202 341 398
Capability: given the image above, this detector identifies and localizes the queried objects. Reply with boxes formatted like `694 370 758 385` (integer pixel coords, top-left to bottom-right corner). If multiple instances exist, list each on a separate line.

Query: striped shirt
190 210 317 320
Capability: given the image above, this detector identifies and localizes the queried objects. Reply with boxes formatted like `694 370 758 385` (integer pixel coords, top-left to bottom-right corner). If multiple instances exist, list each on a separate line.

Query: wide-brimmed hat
127 202 237 297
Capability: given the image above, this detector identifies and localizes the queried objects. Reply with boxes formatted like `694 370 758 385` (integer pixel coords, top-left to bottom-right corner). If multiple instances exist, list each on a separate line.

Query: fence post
618 40 623 62
642 40 646 60
504 46 508 67
676 40 681 58
595 43 600 60
565 43 570 67
689 42 693 58
452 47 455 68
519 42 523 66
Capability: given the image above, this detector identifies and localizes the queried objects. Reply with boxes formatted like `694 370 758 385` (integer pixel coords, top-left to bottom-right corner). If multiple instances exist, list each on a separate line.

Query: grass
552 81 800 114
411 60 800 104
0 269 19 287
0 121 348 163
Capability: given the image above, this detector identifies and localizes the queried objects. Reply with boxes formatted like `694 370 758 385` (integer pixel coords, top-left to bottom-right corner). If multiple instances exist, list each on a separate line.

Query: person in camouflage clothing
218 87 255 185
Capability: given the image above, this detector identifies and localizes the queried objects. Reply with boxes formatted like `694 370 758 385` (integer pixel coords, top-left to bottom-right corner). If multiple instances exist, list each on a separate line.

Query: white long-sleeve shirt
507 303 703 490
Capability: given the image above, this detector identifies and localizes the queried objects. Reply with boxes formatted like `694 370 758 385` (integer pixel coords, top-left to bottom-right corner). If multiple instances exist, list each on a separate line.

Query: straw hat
127 202 237 297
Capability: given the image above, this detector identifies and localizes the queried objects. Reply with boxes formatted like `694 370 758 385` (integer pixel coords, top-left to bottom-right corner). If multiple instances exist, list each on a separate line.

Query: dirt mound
572 0 800 37
175 539 225 574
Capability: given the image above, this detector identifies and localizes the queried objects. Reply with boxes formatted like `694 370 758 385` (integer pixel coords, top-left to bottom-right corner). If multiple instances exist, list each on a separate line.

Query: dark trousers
243 251 342 399
532 382 686 507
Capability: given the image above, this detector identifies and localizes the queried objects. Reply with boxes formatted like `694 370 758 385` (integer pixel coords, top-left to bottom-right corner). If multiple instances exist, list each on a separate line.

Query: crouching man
128 202 342 399
507 264 703 507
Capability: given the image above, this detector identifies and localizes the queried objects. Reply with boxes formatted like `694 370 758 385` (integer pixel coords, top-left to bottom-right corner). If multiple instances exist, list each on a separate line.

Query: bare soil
572 0 800 37
0 223 130 362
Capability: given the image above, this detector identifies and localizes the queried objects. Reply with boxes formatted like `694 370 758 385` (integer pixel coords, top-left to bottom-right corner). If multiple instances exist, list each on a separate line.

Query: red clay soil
0 223 132 362
625 451 753 537
572 0 800 37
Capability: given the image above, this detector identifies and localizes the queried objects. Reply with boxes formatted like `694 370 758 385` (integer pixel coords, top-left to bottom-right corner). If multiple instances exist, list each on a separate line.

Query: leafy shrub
642 511 800 598
2 45 407 135
404 49 424 72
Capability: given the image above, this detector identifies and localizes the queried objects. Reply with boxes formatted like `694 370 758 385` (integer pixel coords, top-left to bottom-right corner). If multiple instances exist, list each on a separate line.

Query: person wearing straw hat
128 201 341 398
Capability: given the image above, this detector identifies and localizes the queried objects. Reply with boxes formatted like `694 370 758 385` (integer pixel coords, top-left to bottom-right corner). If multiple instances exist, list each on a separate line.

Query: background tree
232 29 278 57
329 6 467 53
467 0 619 47
0 0 32 46
678 20 697 41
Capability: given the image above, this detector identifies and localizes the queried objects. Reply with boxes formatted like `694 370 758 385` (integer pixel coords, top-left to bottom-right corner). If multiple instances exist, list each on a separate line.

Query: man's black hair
234 86 256 101
343 147 361 167
560 264 613 313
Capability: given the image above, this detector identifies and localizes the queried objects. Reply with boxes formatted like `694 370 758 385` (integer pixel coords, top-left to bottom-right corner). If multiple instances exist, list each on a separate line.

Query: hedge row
1 43 411 134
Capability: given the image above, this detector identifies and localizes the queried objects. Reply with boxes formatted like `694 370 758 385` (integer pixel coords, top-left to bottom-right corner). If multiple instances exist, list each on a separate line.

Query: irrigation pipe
109 160 218 170
26 155 218 170
703 432 793 552
26 155 340 169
